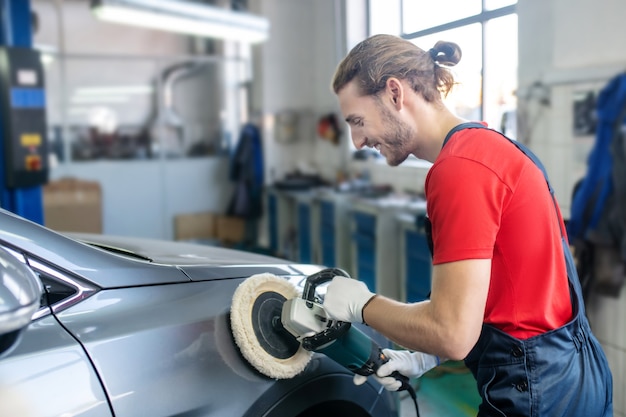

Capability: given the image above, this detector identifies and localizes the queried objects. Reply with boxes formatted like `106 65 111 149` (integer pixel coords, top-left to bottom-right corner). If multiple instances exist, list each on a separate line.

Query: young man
322 34 613 416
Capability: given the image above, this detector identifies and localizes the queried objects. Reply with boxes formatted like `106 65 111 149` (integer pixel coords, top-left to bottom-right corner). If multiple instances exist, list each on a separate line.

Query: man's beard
376 102 415 166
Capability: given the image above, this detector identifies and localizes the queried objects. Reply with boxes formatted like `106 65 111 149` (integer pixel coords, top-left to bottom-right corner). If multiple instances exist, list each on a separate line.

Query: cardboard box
43 178 102 233
216 215 246 244
174 212 217 241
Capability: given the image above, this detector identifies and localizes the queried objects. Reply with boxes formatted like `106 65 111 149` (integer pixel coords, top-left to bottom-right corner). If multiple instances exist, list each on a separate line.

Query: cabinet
352 210 377 292
397 209 432 302
266 187 321 263
265 188 298 260
267 192 278 254
319 200 336 266
317 194 352 271
291 191 318 264
350 202 401 299
297 201 312 263
267 186 431 304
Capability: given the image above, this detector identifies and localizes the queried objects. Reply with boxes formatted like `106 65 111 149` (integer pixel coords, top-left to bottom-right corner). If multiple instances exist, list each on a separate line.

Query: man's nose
352 136 366 149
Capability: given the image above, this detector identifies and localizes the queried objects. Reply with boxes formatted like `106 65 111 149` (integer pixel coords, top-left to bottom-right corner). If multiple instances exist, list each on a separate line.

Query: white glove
322 276 376 323
353 349 441 391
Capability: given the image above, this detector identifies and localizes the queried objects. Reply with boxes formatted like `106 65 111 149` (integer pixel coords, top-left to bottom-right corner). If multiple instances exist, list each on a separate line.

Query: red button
25 155 41 171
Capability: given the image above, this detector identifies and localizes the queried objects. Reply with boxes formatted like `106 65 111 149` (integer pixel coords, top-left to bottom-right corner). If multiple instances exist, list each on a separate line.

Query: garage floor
399 361 480 417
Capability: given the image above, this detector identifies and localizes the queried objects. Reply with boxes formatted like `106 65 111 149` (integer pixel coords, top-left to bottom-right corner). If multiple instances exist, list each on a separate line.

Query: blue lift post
0 0 45 224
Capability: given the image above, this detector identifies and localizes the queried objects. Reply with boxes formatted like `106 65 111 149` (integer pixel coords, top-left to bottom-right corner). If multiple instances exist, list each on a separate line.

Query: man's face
337 81 415 166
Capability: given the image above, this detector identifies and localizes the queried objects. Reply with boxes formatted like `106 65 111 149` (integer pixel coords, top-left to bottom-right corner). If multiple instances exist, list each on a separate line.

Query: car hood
66 233 312 283
0 209 314 288
66 233 287 266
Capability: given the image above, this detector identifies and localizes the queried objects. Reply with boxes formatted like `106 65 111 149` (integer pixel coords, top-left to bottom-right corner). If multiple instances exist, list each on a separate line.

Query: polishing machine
230 268 418 415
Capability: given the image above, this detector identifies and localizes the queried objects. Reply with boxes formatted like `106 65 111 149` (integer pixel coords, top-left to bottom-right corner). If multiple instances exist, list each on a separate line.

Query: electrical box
0 47 48 188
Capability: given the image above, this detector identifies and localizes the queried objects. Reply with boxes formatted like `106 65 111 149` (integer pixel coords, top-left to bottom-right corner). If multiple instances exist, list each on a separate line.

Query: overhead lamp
90 0 270 44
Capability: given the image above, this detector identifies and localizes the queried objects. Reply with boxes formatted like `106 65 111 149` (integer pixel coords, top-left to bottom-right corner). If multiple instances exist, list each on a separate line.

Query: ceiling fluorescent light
91 0 270 44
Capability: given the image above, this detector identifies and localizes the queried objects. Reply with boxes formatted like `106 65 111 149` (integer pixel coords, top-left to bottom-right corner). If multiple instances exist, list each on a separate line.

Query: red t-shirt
424 124 573 339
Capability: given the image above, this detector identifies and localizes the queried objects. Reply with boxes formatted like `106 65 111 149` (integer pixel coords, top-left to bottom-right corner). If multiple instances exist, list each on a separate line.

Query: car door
53 277 277 417
0 248 112 417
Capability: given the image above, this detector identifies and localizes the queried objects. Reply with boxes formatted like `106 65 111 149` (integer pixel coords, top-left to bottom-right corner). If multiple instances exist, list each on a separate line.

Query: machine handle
301 267 351 351
302 267 350 304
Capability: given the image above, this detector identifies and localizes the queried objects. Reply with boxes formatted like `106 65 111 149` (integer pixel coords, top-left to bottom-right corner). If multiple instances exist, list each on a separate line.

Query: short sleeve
425 156 512 264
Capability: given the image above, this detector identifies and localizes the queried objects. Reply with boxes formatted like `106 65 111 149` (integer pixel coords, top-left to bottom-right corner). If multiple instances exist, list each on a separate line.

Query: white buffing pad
230 273 312 379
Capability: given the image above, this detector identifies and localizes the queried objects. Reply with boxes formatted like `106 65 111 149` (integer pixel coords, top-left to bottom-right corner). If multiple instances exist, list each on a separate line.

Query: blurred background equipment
0 1 48 225
567 72 626 302
317 113 341 145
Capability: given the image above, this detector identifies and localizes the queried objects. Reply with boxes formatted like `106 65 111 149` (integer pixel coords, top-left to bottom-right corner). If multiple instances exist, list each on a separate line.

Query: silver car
0 208 398 417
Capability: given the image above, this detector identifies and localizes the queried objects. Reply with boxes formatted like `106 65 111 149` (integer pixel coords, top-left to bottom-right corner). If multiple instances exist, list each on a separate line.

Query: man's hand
353 349 441 391
322 276 376 323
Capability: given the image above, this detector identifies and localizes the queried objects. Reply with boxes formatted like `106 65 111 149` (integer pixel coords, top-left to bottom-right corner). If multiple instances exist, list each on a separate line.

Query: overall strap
443 122 586 311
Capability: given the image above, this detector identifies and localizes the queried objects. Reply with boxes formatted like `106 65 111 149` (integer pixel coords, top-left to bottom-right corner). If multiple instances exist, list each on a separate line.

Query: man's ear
386 77 404 110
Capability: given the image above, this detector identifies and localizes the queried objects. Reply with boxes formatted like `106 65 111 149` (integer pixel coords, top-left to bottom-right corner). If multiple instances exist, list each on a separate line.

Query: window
27 257 99 315
410 24 483 122
402 1 481 34
369 1 518 138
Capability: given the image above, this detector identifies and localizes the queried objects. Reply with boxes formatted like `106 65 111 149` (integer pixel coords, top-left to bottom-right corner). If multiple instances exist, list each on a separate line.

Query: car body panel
0 314 111 417
178 263 303 281
0 209 310 288
66 232 289 267
57 276 354 416
0 208 399 417
0 210 190 288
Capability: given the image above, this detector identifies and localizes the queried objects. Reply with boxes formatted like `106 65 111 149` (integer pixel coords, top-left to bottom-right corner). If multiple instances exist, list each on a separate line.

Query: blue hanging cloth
567 73 626 242
227 123 264 219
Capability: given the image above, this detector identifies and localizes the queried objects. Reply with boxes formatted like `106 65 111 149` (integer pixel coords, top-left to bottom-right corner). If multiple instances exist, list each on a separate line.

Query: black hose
395 374 420 417
405 384 420 417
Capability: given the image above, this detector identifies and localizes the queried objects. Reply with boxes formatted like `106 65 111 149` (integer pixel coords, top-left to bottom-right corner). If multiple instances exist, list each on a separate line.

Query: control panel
0 47 48 188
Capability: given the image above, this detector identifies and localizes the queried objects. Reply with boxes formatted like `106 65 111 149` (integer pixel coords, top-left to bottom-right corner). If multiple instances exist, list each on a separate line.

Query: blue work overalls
438 123 614 416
